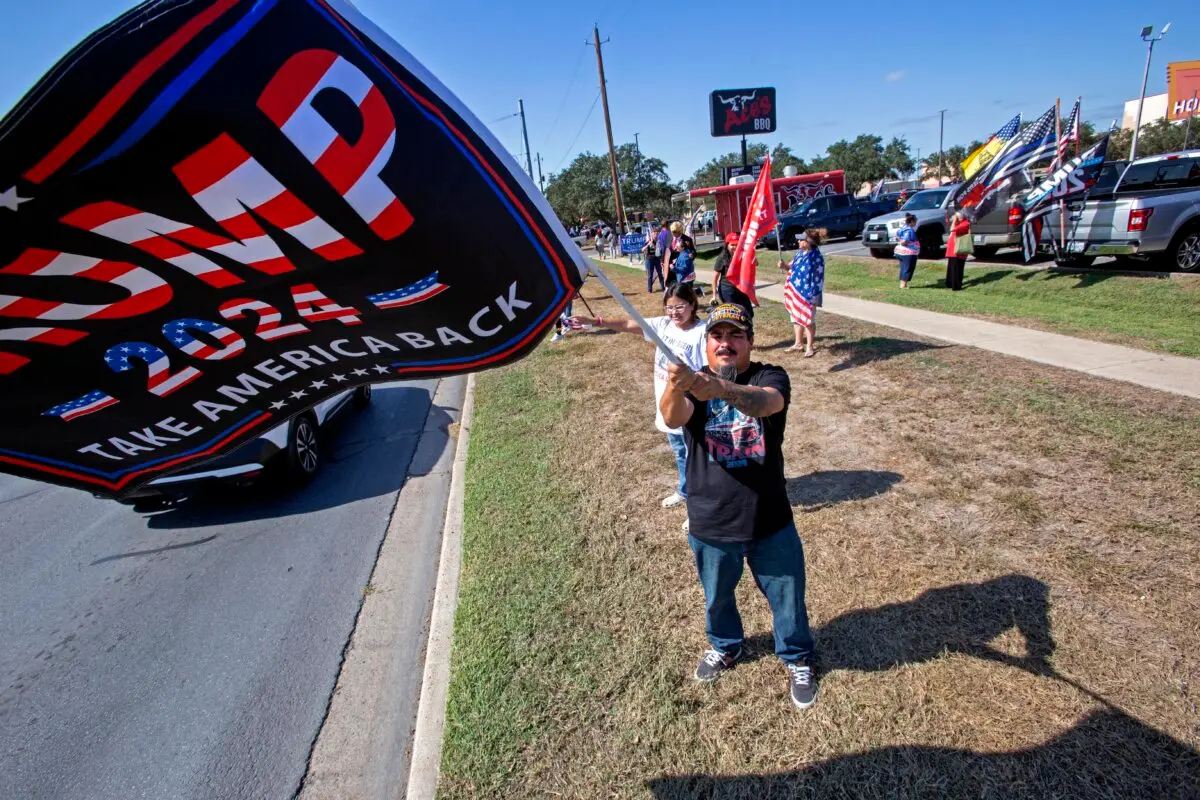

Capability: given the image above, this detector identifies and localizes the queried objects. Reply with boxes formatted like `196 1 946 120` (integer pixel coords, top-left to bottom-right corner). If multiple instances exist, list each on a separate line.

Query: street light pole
938 109 947 182
1129 22 1171 161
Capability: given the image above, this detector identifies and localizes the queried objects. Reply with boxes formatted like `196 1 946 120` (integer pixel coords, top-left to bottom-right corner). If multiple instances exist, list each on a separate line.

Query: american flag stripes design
162 317 245 360
988 107 1058 185
783 281 814 327
42 390 119 422
105 342 201 396
1 248 171 321
60 133 364 289
1054 100 1080 170
219 298 309 341
258 49 413 241
0 326 89 375
367 272 449 309
291 283 362 326
1021 208 1052 263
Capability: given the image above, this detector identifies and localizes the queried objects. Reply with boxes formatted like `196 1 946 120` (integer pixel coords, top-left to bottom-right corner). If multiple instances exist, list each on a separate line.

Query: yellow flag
962 137 1005 179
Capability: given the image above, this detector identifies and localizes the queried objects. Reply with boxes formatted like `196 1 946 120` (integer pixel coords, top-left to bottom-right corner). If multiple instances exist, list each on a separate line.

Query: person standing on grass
895 213 919 289
712 232 755 317
945 210 972 291
778 229 826 356
643 223 665 293
659 303 817 709
665 221 696 286
568 284 707 527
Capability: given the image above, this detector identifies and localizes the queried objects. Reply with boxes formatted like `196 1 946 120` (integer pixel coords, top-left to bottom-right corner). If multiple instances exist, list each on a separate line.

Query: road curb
404 373 475 800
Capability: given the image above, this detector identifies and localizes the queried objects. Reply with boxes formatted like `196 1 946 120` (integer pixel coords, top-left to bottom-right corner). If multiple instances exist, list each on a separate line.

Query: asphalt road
0 378 446 800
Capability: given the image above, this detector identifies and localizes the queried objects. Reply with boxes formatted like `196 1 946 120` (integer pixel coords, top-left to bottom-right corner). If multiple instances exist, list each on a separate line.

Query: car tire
1165 223 1200 272
869 248 890 259
973 246 1000 260
353 384 373 408
285 412 320 483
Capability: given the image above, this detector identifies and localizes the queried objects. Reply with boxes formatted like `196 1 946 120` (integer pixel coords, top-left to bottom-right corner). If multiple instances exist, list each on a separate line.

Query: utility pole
938 109 947 181
535 152 545 193
518 98 534 179
915 146 921 183
1130 23 1171 161
593 25 626 233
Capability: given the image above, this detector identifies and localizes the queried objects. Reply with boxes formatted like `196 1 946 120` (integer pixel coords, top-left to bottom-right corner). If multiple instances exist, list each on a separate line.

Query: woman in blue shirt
895 213 919 288
777 229 826 356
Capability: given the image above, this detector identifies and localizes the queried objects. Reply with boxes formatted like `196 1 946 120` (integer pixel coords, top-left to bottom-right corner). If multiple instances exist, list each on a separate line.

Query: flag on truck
1019 135 1109 261
725 155 776 306
961 114 1021 179
0 0 586 497
1053 98 1081 170
954 106 1058 216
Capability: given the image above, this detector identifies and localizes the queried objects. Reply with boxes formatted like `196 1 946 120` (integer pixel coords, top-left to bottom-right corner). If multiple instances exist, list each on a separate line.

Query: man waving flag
725 156 776 307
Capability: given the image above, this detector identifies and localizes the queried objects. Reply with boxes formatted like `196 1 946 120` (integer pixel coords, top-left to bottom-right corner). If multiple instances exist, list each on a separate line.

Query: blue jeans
645 256 664 292
688 522 815 664
897 254 917 281
666 432 687 498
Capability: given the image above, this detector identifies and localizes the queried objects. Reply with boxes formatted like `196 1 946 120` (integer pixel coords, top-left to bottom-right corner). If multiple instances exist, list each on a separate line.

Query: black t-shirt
713 247 732 277
682 362 793 543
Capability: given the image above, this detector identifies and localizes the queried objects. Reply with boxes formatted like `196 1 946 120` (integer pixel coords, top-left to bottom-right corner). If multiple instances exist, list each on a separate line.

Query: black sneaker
694 647 742 682
787 662 817 708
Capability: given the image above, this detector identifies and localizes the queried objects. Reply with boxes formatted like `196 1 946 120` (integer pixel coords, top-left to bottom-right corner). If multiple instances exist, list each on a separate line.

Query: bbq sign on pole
0 0 586 498
709 88 777 137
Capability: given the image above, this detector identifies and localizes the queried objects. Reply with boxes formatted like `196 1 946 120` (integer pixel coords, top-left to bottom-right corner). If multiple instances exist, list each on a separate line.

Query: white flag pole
587 262 684 366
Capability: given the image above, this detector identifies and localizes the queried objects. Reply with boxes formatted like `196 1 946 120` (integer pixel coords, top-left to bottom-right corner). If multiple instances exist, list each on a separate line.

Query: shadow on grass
827 337 948 372
963 269 1016 288
661 574 1200 797
785 470 902 512
756 335 847 352
645 708 1200 799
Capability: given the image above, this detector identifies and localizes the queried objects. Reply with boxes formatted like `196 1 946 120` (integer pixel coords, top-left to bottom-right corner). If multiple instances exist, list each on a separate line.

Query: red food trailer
688 170 846 237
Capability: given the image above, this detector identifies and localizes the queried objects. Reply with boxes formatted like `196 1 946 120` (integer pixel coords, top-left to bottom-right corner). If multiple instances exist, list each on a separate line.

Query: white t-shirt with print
645 316 707 433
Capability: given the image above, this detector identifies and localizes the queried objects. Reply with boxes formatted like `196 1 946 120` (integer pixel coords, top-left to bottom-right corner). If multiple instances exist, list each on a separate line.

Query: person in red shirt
945 210 972 291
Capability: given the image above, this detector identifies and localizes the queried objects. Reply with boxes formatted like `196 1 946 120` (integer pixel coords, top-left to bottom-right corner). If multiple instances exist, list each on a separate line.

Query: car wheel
353 384 373 408
1166 224 1200 272
286 412 320 483
869 248 890 259
973 246 999 260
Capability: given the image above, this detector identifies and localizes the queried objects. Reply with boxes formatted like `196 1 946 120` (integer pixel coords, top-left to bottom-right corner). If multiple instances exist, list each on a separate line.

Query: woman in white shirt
569 284 707 528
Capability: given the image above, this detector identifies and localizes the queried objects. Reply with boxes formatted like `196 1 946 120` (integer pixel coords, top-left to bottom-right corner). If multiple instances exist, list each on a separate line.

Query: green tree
770 143 808 177
685 144 769 189
922 141 983 184
543 142 679 227
809 134 913 193
1109 118 1189 160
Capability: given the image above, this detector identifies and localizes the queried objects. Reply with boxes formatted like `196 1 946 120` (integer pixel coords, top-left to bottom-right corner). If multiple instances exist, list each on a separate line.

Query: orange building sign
1167 60 1200 121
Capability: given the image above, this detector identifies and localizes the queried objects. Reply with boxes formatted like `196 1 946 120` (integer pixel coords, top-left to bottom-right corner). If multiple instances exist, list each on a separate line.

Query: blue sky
1 0 1196 183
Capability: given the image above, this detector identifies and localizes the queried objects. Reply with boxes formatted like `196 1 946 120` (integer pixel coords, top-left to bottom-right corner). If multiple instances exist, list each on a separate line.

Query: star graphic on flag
331 374 347 383
352 368 368 377
372 364 390 374
310 379 328 390
0 186 31 212
269 400 287 410
290 389 308 399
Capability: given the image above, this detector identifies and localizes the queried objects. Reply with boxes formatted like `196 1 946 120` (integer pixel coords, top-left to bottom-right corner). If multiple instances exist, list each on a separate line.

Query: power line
487 111 521 125
539 43 589 151
555 91 601 169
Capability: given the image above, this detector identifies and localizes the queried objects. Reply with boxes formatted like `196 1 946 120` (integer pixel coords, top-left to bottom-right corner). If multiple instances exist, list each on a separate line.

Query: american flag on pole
955 106 1058 215
1053 98 1080 170
43 390 119 422
367 272 449 309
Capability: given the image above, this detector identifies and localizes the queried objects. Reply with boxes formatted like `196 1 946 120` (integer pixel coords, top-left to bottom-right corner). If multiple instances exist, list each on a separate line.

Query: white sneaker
550 331 565 343
682 518 690 532
661 492 684 508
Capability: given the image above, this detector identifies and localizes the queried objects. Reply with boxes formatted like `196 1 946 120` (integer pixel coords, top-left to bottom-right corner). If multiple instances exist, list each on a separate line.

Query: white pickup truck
1043 151 1200 271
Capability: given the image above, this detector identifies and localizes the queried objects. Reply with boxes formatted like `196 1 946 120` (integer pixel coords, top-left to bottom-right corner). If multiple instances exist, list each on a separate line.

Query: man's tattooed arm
714 381 785 418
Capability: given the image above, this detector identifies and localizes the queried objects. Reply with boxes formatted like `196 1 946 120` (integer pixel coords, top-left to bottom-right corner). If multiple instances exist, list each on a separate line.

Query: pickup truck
764 193 896 248
861 185 958 258
1040 152 1198 271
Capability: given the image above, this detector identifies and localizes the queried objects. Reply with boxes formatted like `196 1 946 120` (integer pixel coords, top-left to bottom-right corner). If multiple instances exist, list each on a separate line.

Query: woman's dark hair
904 213 917 226
662 282 700 318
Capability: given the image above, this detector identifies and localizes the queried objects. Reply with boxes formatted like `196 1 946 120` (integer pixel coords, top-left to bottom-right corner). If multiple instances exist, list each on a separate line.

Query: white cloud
885 70 906 82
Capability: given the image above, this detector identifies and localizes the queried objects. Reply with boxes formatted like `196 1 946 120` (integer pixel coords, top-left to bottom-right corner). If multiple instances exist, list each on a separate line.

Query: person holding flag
778 229 826 356
721 155 777 317
712 233 755 316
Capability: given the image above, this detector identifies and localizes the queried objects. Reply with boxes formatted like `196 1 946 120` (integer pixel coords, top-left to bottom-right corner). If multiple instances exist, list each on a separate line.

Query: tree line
543 118 1196 226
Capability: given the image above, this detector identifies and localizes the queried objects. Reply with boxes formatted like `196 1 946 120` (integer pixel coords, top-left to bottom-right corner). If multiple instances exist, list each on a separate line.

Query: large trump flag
0 0 587 496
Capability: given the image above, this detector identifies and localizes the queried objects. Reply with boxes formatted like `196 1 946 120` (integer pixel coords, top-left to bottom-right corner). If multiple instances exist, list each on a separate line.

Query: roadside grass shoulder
439 264 1200 798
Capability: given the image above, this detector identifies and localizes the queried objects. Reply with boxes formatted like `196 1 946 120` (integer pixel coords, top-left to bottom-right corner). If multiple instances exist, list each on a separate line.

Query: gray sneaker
694 646 742 682
787 662 817 708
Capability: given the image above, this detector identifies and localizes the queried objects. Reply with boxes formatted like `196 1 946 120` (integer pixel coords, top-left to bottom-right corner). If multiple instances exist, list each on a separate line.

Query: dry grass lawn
439 264 1200 799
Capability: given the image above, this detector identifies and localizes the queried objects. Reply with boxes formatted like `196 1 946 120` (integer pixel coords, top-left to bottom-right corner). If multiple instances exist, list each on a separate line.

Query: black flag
0 0 586 496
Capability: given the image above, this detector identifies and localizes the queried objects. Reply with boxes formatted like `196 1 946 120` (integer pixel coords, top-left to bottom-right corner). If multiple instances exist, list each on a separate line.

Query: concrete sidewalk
755 283 1200 400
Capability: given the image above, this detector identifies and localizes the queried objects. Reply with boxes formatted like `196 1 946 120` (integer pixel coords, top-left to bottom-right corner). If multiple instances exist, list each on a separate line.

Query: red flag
726 155 776 306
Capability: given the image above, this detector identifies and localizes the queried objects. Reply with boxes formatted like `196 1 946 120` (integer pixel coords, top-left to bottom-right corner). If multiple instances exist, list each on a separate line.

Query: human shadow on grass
962 269 1015 288
826 337 948 372
738 574 1053 678
785 470 902 512
645 708 1200 799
